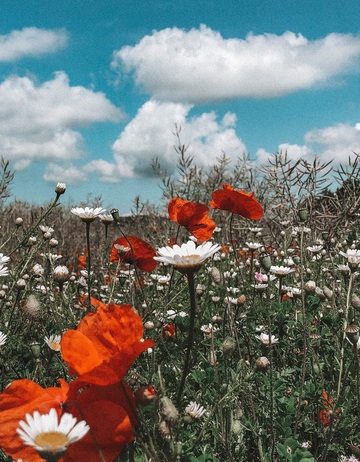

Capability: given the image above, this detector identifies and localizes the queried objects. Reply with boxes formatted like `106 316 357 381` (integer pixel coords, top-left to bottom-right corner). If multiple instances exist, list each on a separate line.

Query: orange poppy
168 197 216 241
0 378 69 462
318 391 340 426
61 303 155 387
110 236 157 272
210 184 263 220
65 380 137 462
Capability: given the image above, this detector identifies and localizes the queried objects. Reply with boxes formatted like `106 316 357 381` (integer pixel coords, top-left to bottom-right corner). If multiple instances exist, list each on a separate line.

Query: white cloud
0 72 122 164
43 163 88 184
0 27 69 61
256 123 360 165
112 25 360 103
104 100 247 179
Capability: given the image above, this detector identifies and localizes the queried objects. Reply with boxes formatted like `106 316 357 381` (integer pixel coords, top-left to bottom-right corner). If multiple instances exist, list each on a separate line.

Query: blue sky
1 0 360 213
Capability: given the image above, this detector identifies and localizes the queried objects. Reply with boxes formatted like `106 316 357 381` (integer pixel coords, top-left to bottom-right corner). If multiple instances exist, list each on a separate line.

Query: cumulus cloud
256 123 360 165
43 163 88 184
0 27 68 61
93 100 247 180
0 72 122 165
112 25 360 103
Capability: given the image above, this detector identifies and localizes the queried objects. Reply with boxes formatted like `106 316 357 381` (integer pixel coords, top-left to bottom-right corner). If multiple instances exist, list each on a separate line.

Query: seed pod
159 396 179 425
222 336 236 354
323 286 333 301
352 293 360 311
210 267 221 284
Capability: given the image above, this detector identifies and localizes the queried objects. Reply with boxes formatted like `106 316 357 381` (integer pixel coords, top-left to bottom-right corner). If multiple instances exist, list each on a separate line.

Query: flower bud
298 208 309 222
210 267 221 284
256 356 270 371
222 336 236 354
55 182 66 195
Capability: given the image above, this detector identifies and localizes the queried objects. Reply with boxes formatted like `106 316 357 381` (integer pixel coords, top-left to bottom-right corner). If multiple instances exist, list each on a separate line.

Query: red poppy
0 378 69 462
65 380 137 462
210 184 263 220
110 236 157 272
61 303 155 387
134 385 156 405
163 324 176 338
168 197 216 241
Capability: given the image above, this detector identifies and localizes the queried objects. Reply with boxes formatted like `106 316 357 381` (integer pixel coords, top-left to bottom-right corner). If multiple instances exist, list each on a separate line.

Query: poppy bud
259 253 272 272
298 208 309 222
135 385 156 405
110 208 120 222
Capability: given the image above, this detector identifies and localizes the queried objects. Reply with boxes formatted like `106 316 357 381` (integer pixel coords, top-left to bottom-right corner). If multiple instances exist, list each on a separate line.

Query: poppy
64 380 137 462
210 184 263 220
0 378 69 462
162 324 176 338
61 303 155 387
318 391 340 426
110 236 157 272
168 197 216 241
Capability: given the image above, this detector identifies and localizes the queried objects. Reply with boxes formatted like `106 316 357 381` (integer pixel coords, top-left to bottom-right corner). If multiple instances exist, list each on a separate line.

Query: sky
1 0 360 213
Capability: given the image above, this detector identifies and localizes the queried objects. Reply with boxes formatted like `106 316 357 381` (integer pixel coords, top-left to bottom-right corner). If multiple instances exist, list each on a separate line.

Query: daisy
0 331 7 346
185 401 207 420
0 265 9 277
71 206 106 223
270 266 294 277
256 333 279 345
154 240 221 274
245 242 263 250
0 253 10 265
17 408 89 461
45 335 62 352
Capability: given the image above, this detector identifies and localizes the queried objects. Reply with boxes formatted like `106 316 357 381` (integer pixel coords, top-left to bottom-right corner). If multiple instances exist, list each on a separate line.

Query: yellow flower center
35 431 69 450
49 341 61 351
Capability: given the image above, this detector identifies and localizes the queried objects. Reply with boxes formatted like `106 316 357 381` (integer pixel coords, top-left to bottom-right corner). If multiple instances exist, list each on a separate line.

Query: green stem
177 271 197 402
85 221 92 312
337 271 354 398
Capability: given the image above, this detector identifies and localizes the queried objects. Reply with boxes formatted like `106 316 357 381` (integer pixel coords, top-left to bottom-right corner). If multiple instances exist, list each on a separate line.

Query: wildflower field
1 145 360 462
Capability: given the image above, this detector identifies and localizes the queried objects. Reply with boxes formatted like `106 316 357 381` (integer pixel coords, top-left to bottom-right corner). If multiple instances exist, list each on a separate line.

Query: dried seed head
345 324 360 345
256 356 270 371
158 420 171 438
222 336 236 354
323 286 333 301
210 267 221 284
351 293 360 311
159 396 179 425
237 294 246 306
24 294 41 318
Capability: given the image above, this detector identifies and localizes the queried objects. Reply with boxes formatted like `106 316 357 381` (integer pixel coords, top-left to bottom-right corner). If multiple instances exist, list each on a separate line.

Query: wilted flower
17 408 89 461
154 240 221 274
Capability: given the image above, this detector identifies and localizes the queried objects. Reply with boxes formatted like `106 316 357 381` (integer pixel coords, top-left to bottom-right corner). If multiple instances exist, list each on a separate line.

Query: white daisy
45 335 62 352
0 331 7 346
154 240 221 274
71 206 106 223
256 333 279 345
0 265 9 277
0 253 10 265
185 401 207 420
245 242 263 250
17 408 89 460
270 266 294 277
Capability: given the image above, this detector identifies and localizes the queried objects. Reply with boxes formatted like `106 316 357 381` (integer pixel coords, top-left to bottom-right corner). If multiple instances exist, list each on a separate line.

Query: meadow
0 142 360 462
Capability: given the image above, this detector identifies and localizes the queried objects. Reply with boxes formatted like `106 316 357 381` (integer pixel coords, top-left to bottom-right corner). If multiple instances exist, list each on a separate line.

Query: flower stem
177 271 197 402
85 221 92 312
